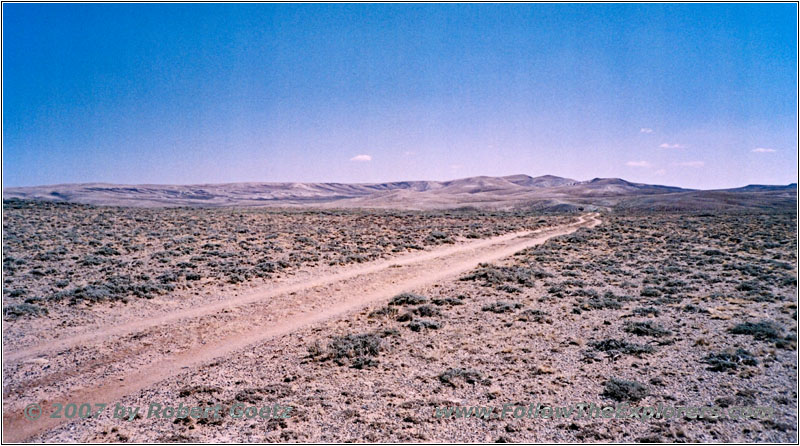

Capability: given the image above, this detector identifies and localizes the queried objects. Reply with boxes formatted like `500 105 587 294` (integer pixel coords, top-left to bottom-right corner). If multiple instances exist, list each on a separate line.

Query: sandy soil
4 210 796 443
2 214 598 442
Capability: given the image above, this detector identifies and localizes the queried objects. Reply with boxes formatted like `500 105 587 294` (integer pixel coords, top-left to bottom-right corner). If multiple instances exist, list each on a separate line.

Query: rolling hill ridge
4 175 796 211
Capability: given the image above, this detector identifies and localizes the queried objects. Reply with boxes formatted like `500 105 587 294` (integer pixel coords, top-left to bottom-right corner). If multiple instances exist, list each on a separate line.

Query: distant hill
3 175 796 212
502 174 578 188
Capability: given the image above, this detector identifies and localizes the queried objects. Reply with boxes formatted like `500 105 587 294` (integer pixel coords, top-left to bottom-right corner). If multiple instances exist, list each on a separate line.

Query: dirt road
2 213 600 442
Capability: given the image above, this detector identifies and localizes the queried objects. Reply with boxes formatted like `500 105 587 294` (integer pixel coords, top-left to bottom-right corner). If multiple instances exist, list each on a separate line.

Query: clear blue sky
3 3 797 188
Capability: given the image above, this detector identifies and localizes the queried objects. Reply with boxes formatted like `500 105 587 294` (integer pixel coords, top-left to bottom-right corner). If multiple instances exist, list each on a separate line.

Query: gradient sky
3 3 797 189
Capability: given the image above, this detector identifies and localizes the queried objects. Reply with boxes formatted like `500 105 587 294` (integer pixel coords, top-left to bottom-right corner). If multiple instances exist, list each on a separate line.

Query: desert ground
2 199 797 442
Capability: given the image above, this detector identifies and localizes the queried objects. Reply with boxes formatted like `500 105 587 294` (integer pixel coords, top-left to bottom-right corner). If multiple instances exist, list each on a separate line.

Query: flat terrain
2 201 797 442
2 201 579 441
2 200 562 346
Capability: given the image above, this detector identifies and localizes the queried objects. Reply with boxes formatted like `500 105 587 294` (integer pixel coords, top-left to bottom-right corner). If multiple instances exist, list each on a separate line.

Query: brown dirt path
2 214 601 442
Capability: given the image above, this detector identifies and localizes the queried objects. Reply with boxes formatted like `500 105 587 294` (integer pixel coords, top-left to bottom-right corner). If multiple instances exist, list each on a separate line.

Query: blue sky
3 3 797 188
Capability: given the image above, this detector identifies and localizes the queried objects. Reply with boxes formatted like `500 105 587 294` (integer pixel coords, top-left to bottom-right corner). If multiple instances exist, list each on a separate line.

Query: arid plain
2 175 797 442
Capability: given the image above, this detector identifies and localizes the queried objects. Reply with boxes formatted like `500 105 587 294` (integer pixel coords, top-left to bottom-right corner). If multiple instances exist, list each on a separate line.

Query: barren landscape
5 175 796 212
4 2 797 444
2 192 797 442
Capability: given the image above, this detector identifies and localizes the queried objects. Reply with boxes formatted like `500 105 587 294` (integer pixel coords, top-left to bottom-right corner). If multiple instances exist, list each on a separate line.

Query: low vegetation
602 377 649 402
2 200 565 315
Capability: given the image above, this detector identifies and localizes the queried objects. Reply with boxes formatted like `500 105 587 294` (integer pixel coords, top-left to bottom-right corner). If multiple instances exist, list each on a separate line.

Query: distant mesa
3 175 795 212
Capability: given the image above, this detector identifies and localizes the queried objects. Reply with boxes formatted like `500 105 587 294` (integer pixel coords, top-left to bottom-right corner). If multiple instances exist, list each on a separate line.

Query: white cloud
450 164 463 170
752 147 776 153
626 161 652 168
659 143 685 149
640 128 653 134
673 161 705 168
349 154 372 162
403 151 415 156
654 169 667 176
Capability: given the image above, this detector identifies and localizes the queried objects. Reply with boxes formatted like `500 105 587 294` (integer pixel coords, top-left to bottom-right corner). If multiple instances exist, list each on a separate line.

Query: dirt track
3 214 600 442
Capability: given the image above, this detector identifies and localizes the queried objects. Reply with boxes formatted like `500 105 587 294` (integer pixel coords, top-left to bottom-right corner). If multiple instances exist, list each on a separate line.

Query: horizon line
3 174 797 192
